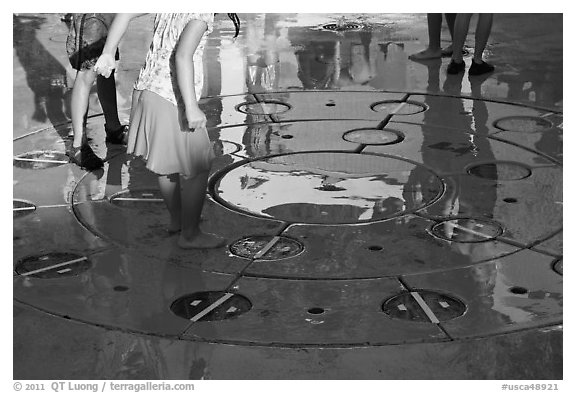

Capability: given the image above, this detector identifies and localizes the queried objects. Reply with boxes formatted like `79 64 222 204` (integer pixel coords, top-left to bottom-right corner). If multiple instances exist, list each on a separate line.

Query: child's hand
185 106 207 131
94 53 116 78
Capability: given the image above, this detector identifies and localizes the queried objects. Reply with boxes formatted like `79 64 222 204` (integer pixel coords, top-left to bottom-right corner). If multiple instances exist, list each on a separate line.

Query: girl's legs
409 13 443 60
445 13 456 39
96 69 122 132
178 171 225 249
472 13 494 64
70 69 97 148
158 174 182 233
441 13 457 55
451 14 473 64
69 69 104 169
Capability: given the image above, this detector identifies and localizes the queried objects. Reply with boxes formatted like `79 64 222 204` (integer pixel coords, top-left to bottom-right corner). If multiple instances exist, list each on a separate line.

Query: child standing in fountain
95 13 240 249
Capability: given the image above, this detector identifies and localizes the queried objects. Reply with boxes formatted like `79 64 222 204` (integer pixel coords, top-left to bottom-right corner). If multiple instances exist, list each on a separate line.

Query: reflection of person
293 34 377 90
66 13 129 170
409 13 456 60
13 15 71 131
404 61 498 231
447 14 494 75
95 13 240 249
245 14 280 92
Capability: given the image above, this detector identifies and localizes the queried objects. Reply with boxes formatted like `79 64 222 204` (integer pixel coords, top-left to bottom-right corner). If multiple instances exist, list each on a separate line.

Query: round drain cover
14 151 69 170
371 100 426 115
322 23 362 31
237 101 290 115
212 152 444 224
553 259 562 275
431 218 503 243
230 235 304 260
494 116 554 133
467 161 532 181
15 252 92 278
110 189 164 208
343 128 404 145
382 290 466 323
13 199 36 218
170 291 252 321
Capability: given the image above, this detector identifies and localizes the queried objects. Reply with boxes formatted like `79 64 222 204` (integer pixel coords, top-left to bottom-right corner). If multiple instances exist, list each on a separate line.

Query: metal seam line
444 221 495 239
20 256 88 276
254 236 281 259
13 204 70 210
389 102 407 115
13 157 69 164
33 204 70 209
410 291 440 324
190 292 234 322
112 198 164 202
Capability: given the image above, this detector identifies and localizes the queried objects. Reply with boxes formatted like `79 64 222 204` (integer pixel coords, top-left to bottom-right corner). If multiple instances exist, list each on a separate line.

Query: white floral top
134 13 214 106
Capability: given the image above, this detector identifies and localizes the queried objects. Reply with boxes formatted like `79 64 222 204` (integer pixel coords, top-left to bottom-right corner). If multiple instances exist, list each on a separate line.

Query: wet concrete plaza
12 13 562 380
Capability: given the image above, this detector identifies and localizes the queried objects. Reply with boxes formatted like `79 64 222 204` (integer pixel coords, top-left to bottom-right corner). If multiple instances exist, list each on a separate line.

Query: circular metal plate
13 199 37 218
170 291 252 321
14 151 69 170
466 161 532 181
109 189 164 208
15 253 92 278
494 116 554 133
212 152 444 224
431 218 503 243
237 101 291 115
371 100 427 115
343 128 404 145
382 290 466 323
230 235 304 260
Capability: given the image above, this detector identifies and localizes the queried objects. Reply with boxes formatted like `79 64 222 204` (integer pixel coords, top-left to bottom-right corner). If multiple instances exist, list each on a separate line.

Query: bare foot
409 48 442 60
178 231 226 249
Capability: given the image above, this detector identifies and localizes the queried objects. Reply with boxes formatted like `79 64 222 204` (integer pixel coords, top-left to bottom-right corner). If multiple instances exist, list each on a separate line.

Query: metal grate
230 235 304 260
171 291 252 322
382 290 466 323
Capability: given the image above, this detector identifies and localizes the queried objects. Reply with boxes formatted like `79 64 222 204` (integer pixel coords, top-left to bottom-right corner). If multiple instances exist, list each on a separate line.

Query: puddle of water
214 152 443 224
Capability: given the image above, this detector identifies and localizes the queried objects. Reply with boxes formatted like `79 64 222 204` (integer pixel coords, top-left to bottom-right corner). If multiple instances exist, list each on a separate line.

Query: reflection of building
217 152 442 223
288 25 408 90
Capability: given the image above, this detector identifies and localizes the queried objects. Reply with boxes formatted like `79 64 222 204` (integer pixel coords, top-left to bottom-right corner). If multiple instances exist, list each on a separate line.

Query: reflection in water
245 14 281 93
406 62 561 327
90 266 216 379
216 152 442 223
13 14 71 134
288 22 409 91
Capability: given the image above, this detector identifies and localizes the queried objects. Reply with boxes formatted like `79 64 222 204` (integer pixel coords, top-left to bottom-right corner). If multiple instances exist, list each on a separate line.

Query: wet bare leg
451 14 473 64
441 13 457 55
70 69 97 148
178 171 225 249
409 13 443 60
96 69 122 131
158 173 181 233
472 13 494 64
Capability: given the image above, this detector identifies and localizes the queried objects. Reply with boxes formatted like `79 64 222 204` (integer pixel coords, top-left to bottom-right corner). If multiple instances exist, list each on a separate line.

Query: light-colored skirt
127 89 214 178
